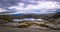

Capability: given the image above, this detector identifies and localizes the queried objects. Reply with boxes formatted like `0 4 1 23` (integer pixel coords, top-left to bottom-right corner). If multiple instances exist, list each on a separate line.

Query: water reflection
13 18 43 22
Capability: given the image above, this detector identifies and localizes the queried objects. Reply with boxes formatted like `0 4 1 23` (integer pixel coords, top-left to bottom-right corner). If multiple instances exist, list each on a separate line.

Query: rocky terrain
0 12 60 32
0 19 60 32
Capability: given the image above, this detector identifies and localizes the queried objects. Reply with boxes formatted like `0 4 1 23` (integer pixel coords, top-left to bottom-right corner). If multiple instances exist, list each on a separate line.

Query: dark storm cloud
0 0 22 14
0 0 60 14
0 0 60 8
0 0 22 8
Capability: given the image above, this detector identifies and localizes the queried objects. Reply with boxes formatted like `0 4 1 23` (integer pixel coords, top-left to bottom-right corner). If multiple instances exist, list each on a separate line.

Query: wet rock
46 24 60 30
55 18 60 24
5 22 19 27
27 25 50 30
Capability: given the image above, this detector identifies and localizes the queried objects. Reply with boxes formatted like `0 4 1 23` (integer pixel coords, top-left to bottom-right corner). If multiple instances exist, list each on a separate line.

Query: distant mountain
11 14 24 16
56 9 60 12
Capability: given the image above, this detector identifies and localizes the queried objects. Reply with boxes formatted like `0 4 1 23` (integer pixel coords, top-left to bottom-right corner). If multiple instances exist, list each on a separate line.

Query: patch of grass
38 24 48 27
17 23 33 28
47 19 56 23
18 25 29 28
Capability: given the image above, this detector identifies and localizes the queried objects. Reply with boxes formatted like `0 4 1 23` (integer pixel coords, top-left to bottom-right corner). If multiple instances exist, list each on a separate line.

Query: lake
13 18 43 22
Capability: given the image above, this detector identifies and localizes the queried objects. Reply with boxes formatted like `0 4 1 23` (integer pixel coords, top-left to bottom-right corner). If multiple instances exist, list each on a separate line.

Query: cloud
8 0 60 14
0 0 22 8
0 8 6 12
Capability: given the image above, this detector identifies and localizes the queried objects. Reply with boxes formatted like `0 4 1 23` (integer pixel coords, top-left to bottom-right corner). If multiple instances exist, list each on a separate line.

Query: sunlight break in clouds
8 0 60 14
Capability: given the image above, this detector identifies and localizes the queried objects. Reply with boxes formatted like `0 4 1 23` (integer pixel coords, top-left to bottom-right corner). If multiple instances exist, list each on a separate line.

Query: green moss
17 23 33 28
48 19 55 23
39 24 48 27
17 24 31 28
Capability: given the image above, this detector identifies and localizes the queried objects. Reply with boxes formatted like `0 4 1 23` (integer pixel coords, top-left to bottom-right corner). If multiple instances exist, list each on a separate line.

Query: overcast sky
0 0 60 14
